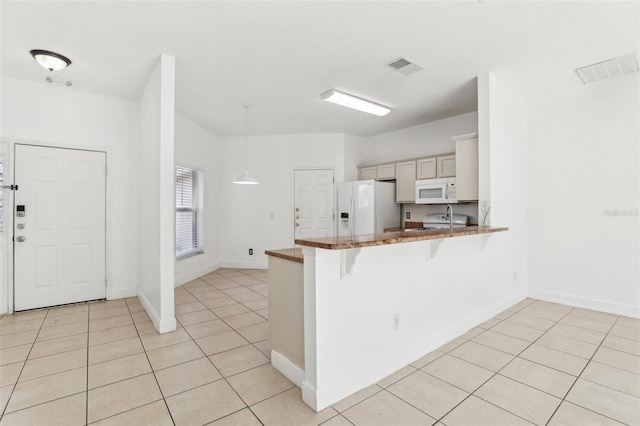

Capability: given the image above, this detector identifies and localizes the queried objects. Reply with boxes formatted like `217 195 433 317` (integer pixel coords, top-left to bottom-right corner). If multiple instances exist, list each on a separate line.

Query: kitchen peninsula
267 225 517 412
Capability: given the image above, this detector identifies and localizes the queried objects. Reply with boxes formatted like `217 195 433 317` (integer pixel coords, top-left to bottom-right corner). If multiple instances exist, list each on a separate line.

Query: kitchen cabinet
358 166 376 180
437 154 456 178
416 158 437 180
395 160 416 203
376 163 396 180
453 133 479 201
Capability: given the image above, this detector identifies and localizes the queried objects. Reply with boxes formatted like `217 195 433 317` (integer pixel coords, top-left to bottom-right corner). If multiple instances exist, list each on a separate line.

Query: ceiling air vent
386 57 423 76
575 53 639 84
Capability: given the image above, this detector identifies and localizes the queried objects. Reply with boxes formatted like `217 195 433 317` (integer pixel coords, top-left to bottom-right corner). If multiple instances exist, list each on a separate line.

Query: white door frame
3 141 110 314
291 168 336 246
0 142 11 316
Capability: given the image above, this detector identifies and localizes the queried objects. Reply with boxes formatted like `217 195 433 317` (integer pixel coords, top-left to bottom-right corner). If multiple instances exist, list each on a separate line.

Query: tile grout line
184 277 271 360
430 303 581 425
1 308 51 418
123 298 177 426
181 280 268 425
542 307 620 426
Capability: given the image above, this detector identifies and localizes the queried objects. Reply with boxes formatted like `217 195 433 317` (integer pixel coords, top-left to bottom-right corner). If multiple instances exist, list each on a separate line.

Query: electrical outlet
393 314 400 331
406 211 411 219
249 248 253 255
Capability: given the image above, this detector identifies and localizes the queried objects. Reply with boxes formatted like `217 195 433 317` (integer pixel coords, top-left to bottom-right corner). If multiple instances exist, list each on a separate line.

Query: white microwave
415 178 457 204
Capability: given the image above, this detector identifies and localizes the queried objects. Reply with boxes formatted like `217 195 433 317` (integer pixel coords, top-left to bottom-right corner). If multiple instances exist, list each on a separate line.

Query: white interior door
14 145 106 311
294 169 334 240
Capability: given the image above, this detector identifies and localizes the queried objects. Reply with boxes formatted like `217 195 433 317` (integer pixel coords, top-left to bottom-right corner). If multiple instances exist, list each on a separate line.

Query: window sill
176 250 204 261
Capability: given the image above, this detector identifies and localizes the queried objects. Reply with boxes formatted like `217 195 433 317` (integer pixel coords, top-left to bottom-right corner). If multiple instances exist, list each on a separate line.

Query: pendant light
233 104 259 185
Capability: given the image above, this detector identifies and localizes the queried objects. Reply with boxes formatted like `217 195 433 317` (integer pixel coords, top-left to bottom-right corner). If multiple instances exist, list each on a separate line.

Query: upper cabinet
395 161 416 203
437 154 456 178
358 163 395 180
356 131 478 203
376 163 396 180
453 132 479 201
358 166 376 180
417 155 455 179
416 158 436 180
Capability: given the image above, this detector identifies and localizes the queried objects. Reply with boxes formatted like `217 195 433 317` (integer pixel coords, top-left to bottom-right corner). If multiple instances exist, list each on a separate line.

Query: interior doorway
293 169 334 241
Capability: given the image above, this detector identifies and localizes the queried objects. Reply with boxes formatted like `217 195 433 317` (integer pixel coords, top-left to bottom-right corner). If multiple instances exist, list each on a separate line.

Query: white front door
14 145 106 311
294 169 334 240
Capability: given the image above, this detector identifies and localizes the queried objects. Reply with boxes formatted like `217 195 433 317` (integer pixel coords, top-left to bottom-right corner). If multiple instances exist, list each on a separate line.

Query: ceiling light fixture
30 49 72 72
320 89 391 116
233 104 259 185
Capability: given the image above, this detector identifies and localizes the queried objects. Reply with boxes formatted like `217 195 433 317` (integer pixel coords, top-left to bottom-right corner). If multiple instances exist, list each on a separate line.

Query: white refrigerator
337 180 400 237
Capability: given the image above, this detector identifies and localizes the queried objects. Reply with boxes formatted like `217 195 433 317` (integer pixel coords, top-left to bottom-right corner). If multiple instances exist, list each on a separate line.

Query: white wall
352 112 478 167
478 72 529 300
219 133 345 268
524 72 639 317
137 55 176 333
0 76 141 311
343 134 367 182
301 232 524 411
174 113 222 286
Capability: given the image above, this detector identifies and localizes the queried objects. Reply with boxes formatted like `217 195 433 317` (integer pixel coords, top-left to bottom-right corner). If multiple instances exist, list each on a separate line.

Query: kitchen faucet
446 204 453 235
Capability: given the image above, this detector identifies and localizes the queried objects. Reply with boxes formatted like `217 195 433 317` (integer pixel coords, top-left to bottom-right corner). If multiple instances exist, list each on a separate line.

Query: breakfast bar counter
294 225 508 249
268 224 524 413
264 247 303 263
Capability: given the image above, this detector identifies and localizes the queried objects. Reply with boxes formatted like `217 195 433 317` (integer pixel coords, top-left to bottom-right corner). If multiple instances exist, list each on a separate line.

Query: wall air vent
575 53 639 84
386 57 423 76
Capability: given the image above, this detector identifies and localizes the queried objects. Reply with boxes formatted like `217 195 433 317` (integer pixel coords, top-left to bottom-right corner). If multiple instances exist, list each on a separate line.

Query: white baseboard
303 291 526 412
137 290 177 334
271 350 305 388
220 261 268 270
174 263 221 288
528 288 640 319
107 286 137 300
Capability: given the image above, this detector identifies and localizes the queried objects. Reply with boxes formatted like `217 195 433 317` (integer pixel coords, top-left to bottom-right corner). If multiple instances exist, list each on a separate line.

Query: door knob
16 236 26 242
295 223 300 227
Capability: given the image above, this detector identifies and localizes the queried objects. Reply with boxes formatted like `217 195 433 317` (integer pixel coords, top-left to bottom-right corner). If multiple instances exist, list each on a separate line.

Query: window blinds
176 165 204 259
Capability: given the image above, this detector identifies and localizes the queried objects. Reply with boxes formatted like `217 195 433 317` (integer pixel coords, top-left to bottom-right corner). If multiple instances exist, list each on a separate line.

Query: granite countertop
265 248 304 263
294 226 508 250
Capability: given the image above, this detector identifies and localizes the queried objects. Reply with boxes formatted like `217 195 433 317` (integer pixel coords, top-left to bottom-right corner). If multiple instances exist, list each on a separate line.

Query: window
176 165 204 259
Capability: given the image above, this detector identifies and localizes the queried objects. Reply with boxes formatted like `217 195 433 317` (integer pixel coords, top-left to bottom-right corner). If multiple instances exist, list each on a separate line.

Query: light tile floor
0 268 638 425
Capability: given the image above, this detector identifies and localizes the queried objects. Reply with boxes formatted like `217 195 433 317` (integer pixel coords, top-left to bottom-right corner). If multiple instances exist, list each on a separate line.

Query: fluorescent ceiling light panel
575 53 639 84
321 89 391 116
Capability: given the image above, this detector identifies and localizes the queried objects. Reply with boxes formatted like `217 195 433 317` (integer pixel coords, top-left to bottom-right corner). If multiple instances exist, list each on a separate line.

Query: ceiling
1 1 637 137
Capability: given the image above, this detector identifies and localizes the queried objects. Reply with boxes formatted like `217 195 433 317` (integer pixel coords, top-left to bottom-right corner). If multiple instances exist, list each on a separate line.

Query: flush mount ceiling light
575 53 639 84
320 89 391 116
233 104 259 185
30 49 72 72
